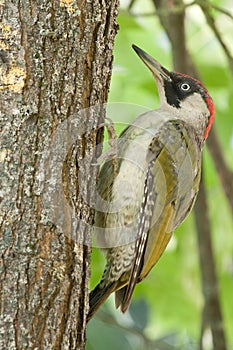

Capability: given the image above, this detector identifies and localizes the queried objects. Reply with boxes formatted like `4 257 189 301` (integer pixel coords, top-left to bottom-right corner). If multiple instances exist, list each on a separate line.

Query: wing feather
121 159 158 312
120 120 201 312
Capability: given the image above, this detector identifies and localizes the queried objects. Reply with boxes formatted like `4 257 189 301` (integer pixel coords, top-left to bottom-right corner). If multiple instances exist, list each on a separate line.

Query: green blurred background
87 1 233 349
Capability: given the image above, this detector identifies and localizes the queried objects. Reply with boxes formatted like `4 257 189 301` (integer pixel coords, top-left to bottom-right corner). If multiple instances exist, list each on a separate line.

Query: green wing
120 120 201 311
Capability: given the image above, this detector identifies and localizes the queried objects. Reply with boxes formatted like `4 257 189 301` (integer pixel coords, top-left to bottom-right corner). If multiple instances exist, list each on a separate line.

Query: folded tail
87 282 117 322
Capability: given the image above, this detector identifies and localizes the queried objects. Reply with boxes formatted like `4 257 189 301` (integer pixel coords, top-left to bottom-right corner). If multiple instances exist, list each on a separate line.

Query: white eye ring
180 83 191 91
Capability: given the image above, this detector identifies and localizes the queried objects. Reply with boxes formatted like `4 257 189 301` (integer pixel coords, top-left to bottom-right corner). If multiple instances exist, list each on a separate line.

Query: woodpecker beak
132 45 172 83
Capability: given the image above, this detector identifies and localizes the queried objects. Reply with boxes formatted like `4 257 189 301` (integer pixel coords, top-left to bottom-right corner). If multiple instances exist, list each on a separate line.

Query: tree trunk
0 1 118 349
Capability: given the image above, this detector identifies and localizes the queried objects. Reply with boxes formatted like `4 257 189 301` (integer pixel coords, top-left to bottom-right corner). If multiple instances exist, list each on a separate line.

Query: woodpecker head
132 45 214 141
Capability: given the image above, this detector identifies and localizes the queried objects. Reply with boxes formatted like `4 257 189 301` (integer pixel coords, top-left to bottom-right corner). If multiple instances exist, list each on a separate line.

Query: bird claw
93 117 119 174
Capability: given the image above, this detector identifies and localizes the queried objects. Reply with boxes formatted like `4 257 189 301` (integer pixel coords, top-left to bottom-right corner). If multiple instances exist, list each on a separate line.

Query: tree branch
207 127 233 213
152 1 228 349
198 0 233 77
95 309 179 350
194 175 227 350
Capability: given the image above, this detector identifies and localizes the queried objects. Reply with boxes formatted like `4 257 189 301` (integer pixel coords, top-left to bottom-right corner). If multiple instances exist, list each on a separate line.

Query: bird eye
180 83 191 91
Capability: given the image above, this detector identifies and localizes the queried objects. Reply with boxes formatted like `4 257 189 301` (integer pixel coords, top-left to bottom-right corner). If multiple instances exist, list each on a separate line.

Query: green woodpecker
88 45 214 321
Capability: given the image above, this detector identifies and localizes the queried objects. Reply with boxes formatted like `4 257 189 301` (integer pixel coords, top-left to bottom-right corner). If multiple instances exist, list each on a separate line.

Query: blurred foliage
87 0 233 349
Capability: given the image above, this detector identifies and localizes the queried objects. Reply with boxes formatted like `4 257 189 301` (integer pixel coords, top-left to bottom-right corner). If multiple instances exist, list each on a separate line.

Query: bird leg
94 117 119 175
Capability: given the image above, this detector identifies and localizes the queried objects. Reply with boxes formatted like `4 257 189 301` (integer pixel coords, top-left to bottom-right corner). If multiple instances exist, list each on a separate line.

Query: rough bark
0 1 118 349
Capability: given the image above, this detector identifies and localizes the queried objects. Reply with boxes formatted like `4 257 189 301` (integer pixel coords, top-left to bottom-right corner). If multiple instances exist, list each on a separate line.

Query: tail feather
115 284 135 313
87 282 117 322
114 285 128 311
